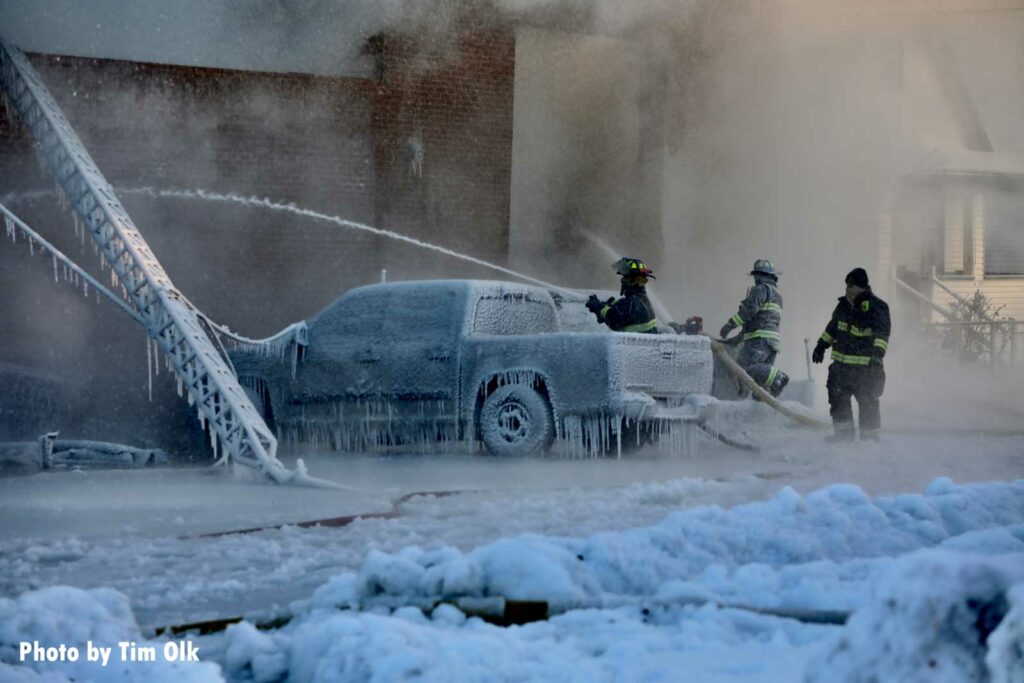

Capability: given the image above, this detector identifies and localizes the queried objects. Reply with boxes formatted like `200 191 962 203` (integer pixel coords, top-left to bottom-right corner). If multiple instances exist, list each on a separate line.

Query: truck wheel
479 385 555 457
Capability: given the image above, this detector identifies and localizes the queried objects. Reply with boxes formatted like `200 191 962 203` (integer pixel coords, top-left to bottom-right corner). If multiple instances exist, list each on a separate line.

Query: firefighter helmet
612 257 656 279
749 259 779 278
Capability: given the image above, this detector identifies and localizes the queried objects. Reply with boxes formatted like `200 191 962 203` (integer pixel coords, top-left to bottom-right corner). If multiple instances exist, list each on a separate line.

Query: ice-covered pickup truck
230 280 715 457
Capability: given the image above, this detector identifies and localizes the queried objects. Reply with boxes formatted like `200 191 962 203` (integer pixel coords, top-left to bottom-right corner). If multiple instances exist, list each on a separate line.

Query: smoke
1 0 1022 454
652 1 1024 421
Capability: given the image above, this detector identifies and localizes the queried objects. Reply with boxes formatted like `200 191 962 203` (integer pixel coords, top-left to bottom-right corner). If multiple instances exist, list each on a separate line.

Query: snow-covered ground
2 397 1023 682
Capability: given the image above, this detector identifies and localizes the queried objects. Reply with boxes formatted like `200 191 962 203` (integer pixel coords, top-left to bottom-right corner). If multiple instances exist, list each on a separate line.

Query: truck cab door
381 285 462 445
299 289 390 448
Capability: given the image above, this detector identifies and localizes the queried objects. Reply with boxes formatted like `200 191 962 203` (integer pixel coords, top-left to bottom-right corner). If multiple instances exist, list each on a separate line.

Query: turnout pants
736 339 783 392
826 362 886 434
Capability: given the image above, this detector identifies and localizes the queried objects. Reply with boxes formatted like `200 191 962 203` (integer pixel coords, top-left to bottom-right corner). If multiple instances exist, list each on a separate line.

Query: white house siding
931 191 1024 321
932 278 1024 323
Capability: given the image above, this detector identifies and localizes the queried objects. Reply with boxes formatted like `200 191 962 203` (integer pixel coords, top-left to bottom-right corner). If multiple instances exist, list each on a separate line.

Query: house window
983 192 1024 276
941 195 972 275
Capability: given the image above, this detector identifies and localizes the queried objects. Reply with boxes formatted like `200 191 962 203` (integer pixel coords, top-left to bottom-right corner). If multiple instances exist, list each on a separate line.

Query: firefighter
718 259 790 397
586 257 659 333
811 267 891 441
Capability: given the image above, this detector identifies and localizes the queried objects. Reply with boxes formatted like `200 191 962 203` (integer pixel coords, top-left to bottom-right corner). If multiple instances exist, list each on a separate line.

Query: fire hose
710 338 831 430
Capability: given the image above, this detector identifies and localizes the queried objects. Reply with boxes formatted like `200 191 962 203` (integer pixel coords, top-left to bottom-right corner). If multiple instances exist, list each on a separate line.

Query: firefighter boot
825 422 855 443
769 372 789 398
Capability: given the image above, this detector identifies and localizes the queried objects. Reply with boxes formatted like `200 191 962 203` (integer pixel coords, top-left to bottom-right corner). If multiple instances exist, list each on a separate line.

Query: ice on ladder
0 36 337 488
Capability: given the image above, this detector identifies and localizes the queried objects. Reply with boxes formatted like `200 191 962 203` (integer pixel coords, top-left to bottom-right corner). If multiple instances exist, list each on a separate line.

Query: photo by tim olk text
20 640 200 666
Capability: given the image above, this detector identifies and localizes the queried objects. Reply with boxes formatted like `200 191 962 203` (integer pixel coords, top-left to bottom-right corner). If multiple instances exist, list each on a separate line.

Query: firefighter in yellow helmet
585 258 659 333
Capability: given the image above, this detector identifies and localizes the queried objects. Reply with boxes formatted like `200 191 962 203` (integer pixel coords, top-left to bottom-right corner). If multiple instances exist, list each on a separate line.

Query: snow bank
4 479 1022 682
306 478 1024 613
218 599 823 682
807 552 1024 683
0 586 221 682
213 479 1024 681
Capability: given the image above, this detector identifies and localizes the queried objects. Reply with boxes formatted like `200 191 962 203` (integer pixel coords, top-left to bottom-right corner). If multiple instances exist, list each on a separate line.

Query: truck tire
479 384 555 457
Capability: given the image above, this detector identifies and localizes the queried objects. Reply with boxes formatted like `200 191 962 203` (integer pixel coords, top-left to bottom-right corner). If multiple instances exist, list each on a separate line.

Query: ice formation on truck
0 36 330 485
231 280 717 457
0 33 736 467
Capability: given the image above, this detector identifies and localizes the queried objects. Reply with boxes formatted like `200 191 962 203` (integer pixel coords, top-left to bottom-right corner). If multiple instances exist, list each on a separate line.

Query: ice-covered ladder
0 37 329 486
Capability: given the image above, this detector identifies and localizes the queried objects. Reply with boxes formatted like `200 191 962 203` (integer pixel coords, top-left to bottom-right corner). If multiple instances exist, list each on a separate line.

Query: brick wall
368 21 516 272
2 54 380 330
0 26 520 447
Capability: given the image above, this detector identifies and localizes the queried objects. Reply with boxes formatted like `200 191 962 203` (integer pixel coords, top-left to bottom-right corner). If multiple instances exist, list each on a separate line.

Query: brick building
0 7 665 446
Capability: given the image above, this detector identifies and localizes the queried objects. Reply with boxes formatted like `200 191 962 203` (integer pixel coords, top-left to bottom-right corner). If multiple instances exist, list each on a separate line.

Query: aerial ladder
0 37 335 487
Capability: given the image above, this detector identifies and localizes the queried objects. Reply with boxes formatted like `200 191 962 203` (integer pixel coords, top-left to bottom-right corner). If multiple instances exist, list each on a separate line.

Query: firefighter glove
811 341 827 364
587 295 614 319
719 323 734 340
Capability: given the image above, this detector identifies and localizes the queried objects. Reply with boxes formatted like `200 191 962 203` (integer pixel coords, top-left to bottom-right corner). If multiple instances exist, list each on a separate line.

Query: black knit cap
845 267 869 288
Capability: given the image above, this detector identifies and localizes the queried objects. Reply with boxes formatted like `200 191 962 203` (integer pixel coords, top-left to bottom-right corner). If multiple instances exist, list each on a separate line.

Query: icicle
28 237 34 256
146 335 153 402
83 279 89 298
153 338 160 376
176 375 183 398
210 429 219 461
4 215 13 240
52 254 58 282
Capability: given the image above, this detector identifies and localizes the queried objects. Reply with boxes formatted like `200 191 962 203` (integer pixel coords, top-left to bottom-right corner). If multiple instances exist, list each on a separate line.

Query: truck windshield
472 294 557 335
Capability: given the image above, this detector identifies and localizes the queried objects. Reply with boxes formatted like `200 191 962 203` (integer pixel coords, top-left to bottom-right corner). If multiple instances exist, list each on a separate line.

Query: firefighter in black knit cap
812 267 891 442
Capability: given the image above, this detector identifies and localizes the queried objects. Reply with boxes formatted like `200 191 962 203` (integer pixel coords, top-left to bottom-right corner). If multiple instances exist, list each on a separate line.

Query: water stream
121 188 580 296
581 228 674 323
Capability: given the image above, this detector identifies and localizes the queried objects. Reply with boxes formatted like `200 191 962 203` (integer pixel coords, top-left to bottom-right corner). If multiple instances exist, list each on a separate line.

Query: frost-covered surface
806 552 1024 683
304 478 1024 613
547 288 616 333
3 396 1023 681
0 586 222 682
4 478 1023 682
0 362 59 441
231 279 715 456
609 331 713 398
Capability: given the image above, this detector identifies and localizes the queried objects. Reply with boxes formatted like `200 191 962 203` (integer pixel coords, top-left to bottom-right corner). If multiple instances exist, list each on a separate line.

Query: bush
941 290 1007 363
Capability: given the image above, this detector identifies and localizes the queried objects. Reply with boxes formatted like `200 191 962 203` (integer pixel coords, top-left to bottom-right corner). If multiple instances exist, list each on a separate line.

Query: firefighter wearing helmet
718 259 790 397
585 257 658 333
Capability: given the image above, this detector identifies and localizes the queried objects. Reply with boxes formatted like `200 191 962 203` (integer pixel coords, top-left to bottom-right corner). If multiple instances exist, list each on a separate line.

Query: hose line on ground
710 338 830 430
